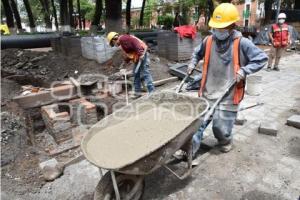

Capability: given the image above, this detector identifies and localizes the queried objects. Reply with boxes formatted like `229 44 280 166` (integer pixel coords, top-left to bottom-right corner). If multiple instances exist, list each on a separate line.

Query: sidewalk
143 53 300 199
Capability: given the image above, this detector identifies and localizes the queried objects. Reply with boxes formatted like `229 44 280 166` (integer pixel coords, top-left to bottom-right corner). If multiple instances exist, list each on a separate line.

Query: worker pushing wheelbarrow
81 80 238 200
81 3 267 199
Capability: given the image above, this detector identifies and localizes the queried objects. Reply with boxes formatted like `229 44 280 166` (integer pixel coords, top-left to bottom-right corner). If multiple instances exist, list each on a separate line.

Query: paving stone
287 115 300 129
235 113 247 125
258 121 278 136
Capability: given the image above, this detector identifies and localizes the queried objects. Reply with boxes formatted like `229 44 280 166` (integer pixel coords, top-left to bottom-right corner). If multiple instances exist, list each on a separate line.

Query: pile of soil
1 112 45 195
1 49 173 87
1 48 121 87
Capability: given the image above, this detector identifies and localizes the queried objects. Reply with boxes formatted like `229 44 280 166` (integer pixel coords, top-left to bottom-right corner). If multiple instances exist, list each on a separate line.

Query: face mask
278 19 285 24
213 29 230 41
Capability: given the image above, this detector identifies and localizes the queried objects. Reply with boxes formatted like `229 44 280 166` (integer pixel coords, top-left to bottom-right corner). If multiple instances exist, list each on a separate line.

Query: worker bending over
189 3 268 154
107 32 155 96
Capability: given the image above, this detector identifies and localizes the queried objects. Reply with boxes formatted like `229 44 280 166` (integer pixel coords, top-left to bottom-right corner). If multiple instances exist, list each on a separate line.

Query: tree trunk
1 0 15 30
50 0 59 31
10 0 22 31
23 0 36 32
126 0 131 32
91 0 103 34
139 0 146 27
68 0 74 28
264 0 274 25
60 0 70 31
295 0 300 9
105 0 122 33
39 0 52 30
77 0 82 29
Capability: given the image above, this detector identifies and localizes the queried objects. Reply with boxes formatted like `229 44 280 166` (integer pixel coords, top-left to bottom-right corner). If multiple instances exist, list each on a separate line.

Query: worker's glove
236 69 245 83
187 64 195 75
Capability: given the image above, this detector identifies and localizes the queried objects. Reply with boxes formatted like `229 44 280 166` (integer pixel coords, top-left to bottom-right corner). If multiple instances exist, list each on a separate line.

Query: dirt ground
1 47 300 200
0 47 174 199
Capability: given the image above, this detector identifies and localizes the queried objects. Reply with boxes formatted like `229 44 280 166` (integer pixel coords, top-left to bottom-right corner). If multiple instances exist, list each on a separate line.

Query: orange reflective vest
272 23 289 48
199 35 245 105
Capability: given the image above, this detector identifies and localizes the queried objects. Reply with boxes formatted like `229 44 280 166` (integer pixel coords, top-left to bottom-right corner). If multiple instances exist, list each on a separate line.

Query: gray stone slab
235 113 247 125
287 115 300 129
258 121 278 136
39 158 58 169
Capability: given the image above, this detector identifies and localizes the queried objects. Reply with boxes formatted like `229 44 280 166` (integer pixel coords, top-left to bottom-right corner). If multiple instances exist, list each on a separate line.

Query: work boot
217 141 233 153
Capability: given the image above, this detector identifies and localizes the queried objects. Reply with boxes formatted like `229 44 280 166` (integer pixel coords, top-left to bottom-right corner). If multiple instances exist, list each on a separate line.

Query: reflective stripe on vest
198 35 245 105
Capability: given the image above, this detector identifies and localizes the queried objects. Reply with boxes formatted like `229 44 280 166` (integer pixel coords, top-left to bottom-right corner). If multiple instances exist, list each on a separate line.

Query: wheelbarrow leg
111 171 121 200
163 139 193 180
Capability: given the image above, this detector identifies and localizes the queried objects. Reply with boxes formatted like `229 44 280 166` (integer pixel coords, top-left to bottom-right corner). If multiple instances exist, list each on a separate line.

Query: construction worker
267 13 290 71
188 3 268 154
107 32 155 96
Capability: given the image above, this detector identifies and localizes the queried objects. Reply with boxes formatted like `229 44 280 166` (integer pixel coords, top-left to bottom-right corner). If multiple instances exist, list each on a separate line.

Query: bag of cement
94 36 118 64
81 37 95 60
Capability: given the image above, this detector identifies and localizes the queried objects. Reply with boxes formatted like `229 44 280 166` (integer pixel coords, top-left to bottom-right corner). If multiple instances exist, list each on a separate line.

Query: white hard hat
278 13 286 19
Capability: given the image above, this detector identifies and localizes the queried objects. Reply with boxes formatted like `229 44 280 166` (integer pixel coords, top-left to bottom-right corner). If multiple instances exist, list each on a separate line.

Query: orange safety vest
120 35 148 63
272 23 289 48
199 35 245 105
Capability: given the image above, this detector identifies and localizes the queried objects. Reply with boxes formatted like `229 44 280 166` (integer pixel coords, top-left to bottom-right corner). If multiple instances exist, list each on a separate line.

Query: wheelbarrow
81 81 236 200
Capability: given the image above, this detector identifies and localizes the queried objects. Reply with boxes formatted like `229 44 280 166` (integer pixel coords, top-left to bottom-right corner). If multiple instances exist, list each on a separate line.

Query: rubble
40 158 64 181
1 49 123 85
1 112 23 145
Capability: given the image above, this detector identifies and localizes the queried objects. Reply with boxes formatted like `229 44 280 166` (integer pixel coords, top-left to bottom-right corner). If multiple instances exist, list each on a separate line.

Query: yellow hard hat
209 3 240 29
107 32 119 46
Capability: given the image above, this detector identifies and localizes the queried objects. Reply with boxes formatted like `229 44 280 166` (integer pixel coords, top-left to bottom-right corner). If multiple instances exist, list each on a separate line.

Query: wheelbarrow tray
81 92 208 175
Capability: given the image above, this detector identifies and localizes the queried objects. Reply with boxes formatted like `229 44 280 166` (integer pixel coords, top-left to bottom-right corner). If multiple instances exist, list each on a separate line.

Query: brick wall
235 1 258 27
41 98 99 144
69 98 98 126
41 104 72 144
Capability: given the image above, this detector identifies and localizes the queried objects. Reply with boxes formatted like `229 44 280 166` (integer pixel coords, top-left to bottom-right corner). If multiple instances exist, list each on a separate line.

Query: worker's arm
239 38 268 75
188 38 206 73
269 32 274 45
268 26 274 45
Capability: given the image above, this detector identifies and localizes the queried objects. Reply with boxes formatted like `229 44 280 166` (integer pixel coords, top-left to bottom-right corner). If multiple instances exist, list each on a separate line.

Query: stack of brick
69 98 98 126
41 104 72 144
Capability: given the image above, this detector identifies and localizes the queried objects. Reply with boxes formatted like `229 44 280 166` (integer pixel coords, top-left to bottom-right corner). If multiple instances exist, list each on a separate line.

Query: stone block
258 121 278 136
287 115 300 129
235 113 247 125
39 158 58 169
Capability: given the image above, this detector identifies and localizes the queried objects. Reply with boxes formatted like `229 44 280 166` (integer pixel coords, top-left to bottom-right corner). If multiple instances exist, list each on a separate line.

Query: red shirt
118 35 145 57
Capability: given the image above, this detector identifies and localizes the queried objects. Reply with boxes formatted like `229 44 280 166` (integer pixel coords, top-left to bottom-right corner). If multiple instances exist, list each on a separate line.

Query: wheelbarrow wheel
94 172 145 200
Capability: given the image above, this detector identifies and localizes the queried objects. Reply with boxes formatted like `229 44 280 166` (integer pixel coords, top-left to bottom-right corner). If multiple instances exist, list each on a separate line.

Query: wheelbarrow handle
202 79 237 122
175 68 195 93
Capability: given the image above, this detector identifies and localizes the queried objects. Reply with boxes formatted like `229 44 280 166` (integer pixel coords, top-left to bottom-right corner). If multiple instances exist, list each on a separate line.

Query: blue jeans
133 53 154 93
192 109 237 155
